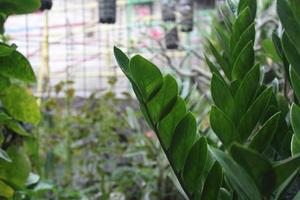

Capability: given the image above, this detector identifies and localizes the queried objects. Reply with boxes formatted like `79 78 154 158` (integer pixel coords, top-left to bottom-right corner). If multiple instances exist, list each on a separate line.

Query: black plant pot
165 27 179 49
162 2 176 22
179 0 194 32
99 0 116 24
40 0 53 11
195 0 215 8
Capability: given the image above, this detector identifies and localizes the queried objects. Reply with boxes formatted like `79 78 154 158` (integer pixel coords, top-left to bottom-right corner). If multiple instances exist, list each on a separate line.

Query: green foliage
115 0 300 199
0 1 40 199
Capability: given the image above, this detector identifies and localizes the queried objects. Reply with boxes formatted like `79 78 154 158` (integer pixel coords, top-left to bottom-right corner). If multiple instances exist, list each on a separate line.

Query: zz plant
115 0 300 199
0 0 41 199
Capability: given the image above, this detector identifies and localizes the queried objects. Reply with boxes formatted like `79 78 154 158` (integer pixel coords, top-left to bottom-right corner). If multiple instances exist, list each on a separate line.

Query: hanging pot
165 27 179 49
99 0 116 24
179 0 194 32
40 0 53 11
196 0 215 8
162 1 176 22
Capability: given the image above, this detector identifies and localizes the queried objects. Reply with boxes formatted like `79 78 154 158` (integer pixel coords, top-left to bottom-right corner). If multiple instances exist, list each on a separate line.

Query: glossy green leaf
0 180 14 198
205 55 222 78
277 0 300 55
1 85 41 125
230 144 276 196
262 39 281 62
232 41 254 81
282 32 300 76
237 0 257 19
158 97 187 149
234 64 260 121
207 40 231 80
201 162 223 200
211 74 234 116
290 67 300 102
0 149 11 162
232 23 255 61
0 50 36 83
249 112 281 153
170 112 196 172
130 55 163 102
0 43 14 57
0 146 31 188
291 104 300 138
114 46 130 77
231 8 253 50
0 0 40 15
210 106 238 148
183 137 207 194
210 147 261 200
238 87 272 142
291 135 300 156
0 75 10 91
147 75 178 123
273 154 300 190
5 120 31 137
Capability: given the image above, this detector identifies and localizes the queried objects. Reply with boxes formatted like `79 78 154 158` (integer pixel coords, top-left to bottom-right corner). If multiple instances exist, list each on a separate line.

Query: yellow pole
37 11 50 105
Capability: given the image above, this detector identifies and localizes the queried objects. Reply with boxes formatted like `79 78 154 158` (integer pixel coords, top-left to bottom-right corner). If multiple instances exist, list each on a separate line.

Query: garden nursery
2 0 300 199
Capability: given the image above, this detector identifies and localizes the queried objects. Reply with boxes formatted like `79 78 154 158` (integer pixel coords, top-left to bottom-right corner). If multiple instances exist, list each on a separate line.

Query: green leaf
158 97 187 149
230 144 276 196
1 85 41 125
0 146 31 189
183 137 207 194
237 0 257 19
0 180 14 198
210 106 238 148
210 147 261 200
273 154 300 190
232 23 255 61
234 64 260 121
291 104 300 138
291 135 300 156
201 162 223 200
0 43 14 57
205 55 222 78
237 87 272 142
0 50 36 83
170 112 196 172
114 46 130 77
231 8 253 50
290 104 300 156
130 55 163 102
5 120 31 137
290 67 300 102
147 75 178 123
207 40 231 80
0 0 40 15
282 32 300 76
232 41 254 81
211 74 235 117
277 0 300 55
0 148 11 162
262 39 281 62
249 112 281 153
0 75 10 91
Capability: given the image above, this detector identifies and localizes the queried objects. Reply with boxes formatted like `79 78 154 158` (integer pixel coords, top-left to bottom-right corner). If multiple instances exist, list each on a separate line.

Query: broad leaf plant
115 0 300 199
0 0 41 199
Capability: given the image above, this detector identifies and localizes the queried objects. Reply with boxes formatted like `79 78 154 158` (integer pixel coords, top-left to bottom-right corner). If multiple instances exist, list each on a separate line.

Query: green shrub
0 0 41 199
115 0 300 199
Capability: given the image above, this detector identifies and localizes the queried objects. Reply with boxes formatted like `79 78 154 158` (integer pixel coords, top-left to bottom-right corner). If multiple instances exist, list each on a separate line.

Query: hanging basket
99 0 116 24
179 0 194 32
165 27 179 49
162 2 176 22
40 0 53 11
